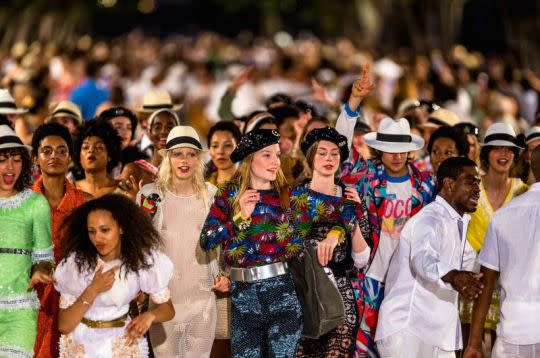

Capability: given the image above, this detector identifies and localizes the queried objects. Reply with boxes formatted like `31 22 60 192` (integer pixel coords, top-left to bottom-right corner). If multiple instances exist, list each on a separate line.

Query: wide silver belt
230 262 289 282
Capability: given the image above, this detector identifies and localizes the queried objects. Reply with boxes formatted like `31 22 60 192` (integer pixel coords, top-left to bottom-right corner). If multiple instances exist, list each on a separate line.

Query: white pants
492 338 540 358
377 330 455 358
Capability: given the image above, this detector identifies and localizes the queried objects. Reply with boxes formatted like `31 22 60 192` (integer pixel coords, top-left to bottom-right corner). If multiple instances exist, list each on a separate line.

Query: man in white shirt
464 146 540 358
375 157 484 357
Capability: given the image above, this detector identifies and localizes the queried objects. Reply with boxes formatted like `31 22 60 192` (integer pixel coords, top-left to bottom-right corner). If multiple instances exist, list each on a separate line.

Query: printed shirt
199 181 303 268
342 160 437 269
367 173 413 282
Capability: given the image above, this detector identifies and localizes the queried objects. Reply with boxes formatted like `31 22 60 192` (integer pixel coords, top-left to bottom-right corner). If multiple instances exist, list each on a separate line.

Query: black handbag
280 188 346 339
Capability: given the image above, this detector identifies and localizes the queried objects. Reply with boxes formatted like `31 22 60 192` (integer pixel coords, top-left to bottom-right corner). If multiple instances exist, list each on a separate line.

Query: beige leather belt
230 262 289 283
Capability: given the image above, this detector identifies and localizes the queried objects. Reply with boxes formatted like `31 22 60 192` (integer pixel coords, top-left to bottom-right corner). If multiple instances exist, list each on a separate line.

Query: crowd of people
0 31 540 358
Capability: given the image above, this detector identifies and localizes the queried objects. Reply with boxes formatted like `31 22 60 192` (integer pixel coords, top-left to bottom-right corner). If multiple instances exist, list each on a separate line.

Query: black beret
99 106 138 140
230 129 281 163
300 126 349 162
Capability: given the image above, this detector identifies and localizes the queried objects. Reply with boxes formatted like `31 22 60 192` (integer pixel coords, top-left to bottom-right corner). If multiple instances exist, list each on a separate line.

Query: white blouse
54 250 173 321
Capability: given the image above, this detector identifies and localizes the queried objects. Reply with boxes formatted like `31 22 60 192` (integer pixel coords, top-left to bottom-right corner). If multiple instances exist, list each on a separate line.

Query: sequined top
200 181 303 268
290 185 366 275
0 189 53 311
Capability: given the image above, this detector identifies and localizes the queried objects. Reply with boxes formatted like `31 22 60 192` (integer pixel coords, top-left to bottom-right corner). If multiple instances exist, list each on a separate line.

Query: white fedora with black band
158 126 205 157
481 122 522 148
138 90 183 114
0 89 28 115
363 117 424 153
525 126 540 145
0 125 31 152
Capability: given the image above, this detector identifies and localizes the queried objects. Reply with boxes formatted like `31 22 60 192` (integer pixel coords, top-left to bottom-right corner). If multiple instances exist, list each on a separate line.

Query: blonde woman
200 129 304 357
137 126 229 357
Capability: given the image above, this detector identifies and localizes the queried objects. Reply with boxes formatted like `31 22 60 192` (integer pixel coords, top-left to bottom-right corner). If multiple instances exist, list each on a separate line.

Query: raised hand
351 63 376 99
311 78 337 107
231 66 255 90
238 189 260 219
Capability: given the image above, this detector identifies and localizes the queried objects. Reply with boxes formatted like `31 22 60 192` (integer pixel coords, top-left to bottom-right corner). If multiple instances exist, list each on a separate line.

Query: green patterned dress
0 189 52 358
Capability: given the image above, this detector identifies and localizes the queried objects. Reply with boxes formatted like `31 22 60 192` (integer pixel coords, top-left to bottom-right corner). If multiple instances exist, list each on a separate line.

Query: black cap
99 106 138 140
230 129 281 163
300 126 349 162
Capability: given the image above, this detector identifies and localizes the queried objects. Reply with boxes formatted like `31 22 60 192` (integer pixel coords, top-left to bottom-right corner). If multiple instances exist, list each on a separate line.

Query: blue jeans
231 273 302 358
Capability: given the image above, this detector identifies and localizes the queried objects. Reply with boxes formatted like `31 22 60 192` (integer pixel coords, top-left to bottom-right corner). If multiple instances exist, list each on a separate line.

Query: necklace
307 181 338 196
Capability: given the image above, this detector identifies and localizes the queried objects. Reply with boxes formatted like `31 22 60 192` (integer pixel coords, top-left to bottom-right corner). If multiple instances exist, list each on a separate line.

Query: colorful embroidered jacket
343 160 437 264
199 181 303 268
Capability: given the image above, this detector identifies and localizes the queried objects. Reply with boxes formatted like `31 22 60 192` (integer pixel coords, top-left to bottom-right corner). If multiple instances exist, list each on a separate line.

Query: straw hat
49 100 83 124
137 90 182 114
423 108 460 128
0 89 28 115
158 126 204 157
364 117 424 153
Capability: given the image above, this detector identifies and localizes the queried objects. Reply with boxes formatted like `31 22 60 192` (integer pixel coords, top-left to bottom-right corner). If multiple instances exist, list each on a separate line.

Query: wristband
233 211 252 230
344 101 361 117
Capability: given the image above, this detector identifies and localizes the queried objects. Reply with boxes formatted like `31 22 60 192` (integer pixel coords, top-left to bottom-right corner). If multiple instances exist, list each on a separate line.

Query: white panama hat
525 126 540 145
158 125 204 157
0 89 28 115
364 117 425 153
482 122 522 148
0 125 31 152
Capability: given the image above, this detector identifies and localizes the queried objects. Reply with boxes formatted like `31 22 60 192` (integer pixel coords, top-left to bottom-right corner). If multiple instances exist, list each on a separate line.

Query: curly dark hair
0 147 32 192
60 194 162 276
32 122 73 157
427 126 469 156
73 118 122 174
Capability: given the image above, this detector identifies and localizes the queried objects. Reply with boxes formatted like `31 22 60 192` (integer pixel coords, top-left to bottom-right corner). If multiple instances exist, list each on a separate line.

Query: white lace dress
138 183 218 358
53 250 173 358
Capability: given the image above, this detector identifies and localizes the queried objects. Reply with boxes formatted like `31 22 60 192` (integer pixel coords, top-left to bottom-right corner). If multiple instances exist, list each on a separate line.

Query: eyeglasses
39 147 69 158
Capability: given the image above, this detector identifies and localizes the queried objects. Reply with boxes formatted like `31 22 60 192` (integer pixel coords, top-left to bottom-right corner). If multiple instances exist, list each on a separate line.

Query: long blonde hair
232 153 288 213
155 150 208 203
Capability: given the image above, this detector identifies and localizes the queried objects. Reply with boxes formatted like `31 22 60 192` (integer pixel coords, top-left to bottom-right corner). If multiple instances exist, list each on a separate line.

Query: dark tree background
1 0 539 70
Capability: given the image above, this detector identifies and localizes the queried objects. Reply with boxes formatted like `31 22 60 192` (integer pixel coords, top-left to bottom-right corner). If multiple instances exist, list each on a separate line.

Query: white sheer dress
139 182 218 358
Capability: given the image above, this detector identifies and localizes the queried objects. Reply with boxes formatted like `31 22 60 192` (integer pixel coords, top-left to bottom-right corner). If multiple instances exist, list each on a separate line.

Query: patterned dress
32 178 86 358
0 189 52 358
291 184 371 358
